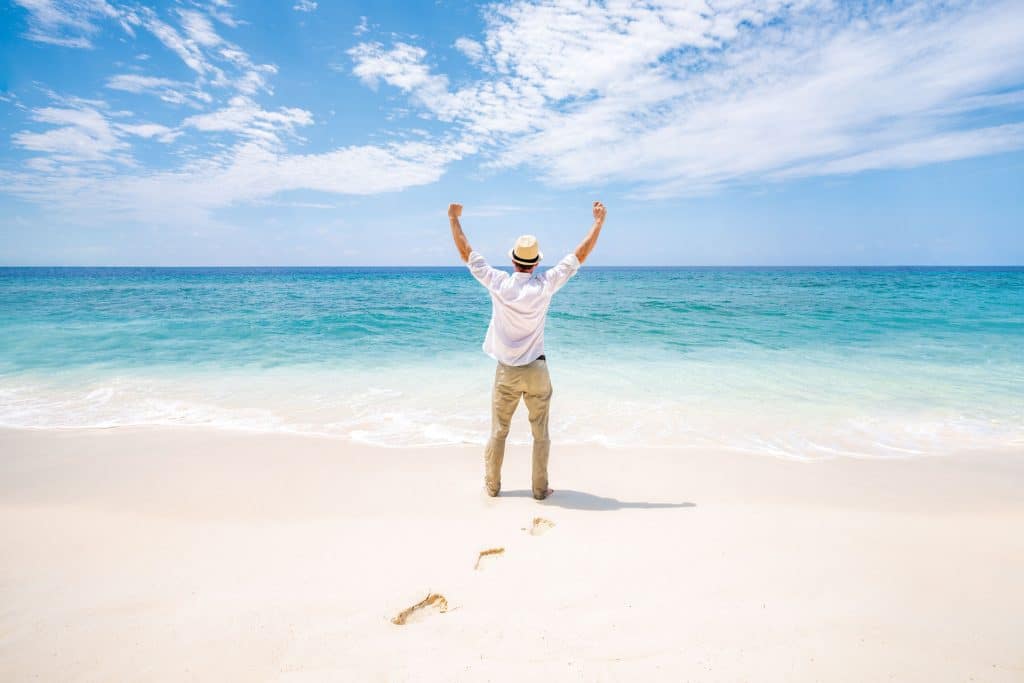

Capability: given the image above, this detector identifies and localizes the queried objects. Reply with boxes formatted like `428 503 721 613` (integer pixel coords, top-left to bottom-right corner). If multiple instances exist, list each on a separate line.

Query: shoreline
1 409 1019 461
1 426 1022 680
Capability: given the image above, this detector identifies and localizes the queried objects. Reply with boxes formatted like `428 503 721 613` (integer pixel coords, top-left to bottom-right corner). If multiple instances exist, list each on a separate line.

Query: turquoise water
1 266 1021 458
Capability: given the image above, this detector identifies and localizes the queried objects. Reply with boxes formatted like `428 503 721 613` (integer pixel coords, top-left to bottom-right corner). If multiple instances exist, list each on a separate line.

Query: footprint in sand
391 593 449 625
526 517 555 536
474 547 505 570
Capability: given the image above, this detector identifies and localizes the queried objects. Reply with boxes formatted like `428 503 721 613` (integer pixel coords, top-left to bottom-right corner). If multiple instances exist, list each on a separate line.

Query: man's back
447 200 605 500
467 251 580 366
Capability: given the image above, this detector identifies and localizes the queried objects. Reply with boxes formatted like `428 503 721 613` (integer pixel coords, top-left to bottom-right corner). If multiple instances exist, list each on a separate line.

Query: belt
499 355 546 367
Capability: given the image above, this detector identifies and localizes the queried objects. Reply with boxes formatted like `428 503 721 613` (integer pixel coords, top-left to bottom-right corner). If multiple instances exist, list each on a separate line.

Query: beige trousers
484 358 552 499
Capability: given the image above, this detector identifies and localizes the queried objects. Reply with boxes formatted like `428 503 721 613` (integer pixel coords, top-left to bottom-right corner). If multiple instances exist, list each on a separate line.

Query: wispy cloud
774 123 1024 180
106 74 211 107
10 94 180 165
350 42 449 95
4 2 466 227
181 96 313 149
114 122 179 143
204 0 239 28
5 0 1024 235
293 0 317 13
453 37 483 63
12 100 128 162
253 199 337 210
178 8 221 47
349 0 1024 196
12 0 118 48
348 42 461 125
1 140 461 227
133 8 216 77
126 6 275 96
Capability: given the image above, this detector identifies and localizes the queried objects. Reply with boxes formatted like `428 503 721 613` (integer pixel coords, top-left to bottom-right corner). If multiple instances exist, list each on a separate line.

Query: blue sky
0 0 1022 265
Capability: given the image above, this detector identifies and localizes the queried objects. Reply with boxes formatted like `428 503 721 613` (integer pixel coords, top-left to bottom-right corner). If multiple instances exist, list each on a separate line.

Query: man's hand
448 202 471 262
592 201 607 223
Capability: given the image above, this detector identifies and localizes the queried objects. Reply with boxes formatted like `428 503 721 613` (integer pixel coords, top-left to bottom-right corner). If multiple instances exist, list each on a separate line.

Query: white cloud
132 7 274 96
3 1 479 235
139 8 215 77
11 96 180 166
353 16 368 35
349 0 1024 196
348 42 458 120
350 42 446 93
8 0 1024 240
12 0 117 48
774 123 1024 180
453 37 484 63
4 2 468 227
182 96 313 148
178 9 221 47
230 62 277 96
293 0 317 12
114 122 180 143
1 140 461 227
12 103 127 162
254 199 337 209
106 74 211 107
203 0 239 28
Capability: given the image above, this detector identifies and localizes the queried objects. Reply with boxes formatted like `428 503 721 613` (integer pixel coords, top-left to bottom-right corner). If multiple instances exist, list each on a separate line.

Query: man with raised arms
448 201 607 500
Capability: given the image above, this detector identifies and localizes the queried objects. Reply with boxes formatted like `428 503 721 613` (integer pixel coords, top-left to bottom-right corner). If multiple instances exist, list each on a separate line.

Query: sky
0 0 1022 266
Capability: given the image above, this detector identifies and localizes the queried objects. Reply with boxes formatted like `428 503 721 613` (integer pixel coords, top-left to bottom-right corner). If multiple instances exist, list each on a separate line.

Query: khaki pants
484 358 552 499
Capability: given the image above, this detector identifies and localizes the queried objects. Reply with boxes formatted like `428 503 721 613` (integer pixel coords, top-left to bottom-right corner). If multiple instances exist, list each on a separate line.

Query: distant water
1 266 1021 459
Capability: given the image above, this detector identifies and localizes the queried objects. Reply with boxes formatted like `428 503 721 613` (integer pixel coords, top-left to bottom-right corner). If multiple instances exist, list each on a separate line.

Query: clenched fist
448 203 463 219
592 201 607 222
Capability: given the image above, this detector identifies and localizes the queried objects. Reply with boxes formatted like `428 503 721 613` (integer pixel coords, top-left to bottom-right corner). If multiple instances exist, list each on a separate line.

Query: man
448 201 607 500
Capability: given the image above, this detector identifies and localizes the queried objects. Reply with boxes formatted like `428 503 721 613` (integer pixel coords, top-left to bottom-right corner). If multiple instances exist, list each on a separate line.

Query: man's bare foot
534 488 554 500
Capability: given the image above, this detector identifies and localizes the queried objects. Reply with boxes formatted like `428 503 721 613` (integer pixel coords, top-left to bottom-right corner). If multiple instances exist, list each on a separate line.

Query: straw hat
509 234 543 266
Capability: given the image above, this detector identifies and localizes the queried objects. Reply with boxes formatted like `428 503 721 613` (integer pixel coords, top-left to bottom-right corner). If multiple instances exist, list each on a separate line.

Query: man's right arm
574 201 607 264
452 203 505 290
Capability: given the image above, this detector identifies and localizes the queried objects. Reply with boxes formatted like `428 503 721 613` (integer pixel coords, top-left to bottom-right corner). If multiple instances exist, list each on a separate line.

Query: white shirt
467 250 581 366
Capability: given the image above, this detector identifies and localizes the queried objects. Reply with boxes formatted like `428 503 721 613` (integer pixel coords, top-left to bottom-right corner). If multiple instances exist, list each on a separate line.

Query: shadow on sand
500 489 696 512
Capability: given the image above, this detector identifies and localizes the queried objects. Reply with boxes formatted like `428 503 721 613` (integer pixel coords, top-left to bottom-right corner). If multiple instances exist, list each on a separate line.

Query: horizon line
1 264 1022 269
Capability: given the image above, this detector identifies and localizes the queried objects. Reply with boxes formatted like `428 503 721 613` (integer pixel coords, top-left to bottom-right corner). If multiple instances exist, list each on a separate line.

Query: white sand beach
1 427 1022 681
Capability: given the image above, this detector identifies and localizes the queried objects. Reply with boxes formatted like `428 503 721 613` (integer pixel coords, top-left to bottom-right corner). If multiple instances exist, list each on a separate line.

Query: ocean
1 266 1021 459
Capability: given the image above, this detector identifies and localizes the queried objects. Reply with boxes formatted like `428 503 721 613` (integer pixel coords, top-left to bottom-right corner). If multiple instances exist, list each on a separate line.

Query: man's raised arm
574 201 607 264
448 203 472 262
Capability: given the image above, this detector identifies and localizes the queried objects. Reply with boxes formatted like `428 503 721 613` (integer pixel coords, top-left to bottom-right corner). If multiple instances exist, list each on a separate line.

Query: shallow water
1 266 1021 458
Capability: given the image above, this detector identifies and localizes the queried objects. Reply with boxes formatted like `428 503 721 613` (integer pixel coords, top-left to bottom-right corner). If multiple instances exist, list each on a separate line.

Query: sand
1 426 1022 681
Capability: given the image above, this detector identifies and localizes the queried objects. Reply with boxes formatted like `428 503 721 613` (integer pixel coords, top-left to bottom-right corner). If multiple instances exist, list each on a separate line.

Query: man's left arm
448 203 472 262
544 201 606 292
574 201 607 264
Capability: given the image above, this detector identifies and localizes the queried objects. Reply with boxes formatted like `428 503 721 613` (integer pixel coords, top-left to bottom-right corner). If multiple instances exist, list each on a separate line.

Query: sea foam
1 266 1021 459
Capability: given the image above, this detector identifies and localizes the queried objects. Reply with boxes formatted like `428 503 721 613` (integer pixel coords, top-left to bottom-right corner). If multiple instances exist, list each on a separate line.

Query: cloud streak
2 140 460 227
10 96 181 165
106 74 212 107
349 0 1024 196
181 96 314 149
5 1 463 227
12 0 118 48
4 0 1024 234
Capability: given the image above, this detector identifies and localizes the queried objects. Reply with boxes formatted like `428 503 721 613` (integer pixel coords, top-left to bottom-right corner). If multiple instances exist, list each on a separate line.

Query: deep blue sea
1 266 1021 458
